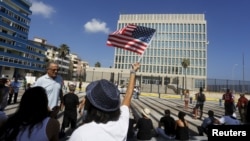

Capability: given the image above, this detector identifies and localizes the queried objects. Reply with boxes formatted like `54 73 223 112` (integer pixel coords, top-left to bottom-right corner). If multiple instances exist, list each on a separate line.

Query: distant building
0 0 88 81
0 0 46 79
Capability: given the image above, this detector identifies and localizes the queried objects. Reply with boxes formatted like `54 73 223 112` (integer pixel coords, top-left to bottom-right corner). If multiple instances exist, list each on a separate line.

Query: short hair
46 61 58 69
208 110 214 117
199 87 203 92
68 85 76 92
165 109 170 115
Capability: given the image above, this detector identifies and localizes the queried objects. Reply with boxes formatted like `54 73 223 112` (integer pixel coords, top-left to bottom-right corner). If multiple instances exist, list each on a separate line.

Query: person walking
34 61 63 111
60 82 79 137
175 111 189 141
0 86 60 141
135 108 155 141
8 77 21 104
222 89 235 115
236 93 248 123
133 86 139 99
78 97 86 124
69 62 140 141
184 89 190 110
156 109 176 139
78 81 82 92
193 87 206 120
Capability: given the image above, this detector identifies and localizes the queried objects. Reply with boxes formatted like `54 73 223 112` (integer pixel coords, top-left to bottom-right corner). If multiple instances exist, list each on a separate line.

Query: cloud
84 19 110 34
30 0 55 18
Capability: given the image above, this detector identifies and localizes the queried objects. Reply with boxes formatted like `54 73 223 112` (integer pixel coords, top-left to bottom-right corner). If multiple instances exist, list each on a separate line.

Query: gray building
87 14 208 93
114 14 208 91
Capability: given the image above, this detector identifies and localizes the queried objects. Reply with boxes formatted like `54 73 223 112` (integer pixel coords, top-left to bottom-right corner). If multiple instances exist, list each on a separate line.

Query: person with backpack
222 89 235 115
197 110 219 136
193 87 206 120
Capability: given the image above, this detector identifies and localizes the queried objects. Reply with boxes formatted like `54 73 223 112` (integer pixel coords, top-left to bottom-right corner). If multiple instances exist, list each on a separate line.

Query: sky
27 0 250 81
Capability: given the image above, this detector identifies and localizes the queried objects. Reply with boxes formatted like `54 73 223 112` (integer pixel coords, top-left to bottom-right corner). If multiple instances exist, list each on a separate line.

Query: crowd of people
0 61 250 141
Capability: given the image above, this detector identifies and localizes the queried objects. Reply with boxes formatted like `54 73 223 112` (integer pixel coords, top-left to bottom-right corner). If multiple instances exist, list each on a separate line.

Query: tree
58 44 70 79
181 58 190 90
95 62 101 67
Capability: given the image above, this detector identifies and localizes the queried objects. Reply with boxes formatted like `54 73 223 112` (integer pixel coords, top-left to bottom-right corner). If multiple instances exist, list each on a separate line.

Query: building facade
0 0 46 79
112 14 208 91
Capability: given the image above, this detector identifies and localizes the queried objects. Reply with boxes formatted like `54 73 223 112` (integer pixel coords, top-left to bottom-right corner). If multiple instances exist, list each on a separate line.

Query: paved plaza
4 89 244 141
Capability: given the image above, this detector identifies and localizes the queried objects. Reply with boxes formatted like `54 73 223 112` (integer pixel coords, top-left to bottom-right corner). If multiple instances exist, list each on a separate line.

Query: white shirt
69 105 129 141
34 74 62 110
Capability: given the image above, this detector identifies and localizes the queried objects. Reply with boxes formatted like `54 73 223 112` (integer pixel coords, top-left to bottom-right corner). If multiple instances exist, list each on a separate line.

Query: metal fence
206 78 250 93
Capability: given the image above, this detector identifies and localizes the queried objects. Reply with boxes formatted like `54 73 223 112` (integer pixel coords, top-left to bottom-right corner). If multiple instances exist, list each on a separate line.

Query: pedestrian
222 88 235 115
78 81 82 92
7 77 21 104
78 97 86 124
69 62 140 141
0 86 60 141
133 86 139 99
0 77 9 128
135 108 155 141
156 109 176 139
246 100 250 124
175 111 189 141
184 89 190 110
197 110 219 136
34 61 63 111
25 83 31 90
193 87 206 120
60 82 79 138
236 93 248 123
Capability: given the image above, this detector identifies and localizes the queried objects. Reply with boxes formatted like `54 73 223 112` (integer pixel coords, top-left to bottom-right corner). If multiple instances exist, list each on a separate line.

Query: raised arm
122 62 140 107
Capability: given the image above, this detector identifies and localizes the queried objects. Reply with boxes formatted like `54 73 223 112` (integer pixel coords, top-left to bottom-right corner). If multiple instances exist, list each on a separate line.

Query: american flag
106 24 156 55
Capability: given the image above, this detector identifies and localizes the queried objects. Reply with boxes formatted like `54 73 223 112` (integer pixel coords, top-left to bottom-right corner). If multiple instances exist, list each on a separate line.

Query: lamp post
232 64 238 92
92 68 95 81
120 70 123 85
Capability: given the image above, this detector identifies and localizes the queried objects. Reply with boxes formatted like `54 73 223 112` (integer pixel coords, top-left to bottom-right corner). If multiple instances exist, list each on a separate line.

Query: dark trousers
8 92 18 104
224 102 235 115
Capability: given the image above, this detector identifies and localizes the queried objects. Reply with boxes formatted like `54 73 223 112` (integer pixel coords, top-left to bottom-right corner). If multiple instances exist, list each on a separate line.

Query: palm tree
58 44 70 79
181 58 190 90
95 62 101 67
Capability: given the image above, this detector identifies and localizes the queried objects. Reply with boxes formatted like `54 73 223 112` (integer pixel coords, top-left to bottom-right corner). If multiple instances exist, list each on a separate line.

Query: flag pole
137 32 156 63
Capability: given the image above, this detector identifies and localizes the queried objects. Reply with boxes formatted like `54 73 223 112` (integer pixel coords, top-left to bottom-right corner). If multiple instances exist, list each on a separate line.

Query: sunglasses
49 68 59 72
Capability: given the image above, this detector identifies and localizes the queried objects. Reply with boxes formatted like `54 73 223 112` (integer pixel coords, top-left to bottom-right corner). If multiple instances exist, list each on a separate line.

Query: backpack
197 93 205 102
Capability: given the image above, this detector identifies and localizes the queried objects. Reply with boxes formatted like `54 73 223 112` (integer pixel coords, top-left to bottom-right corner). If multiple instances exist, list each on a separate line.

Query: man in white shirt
8 77 21 104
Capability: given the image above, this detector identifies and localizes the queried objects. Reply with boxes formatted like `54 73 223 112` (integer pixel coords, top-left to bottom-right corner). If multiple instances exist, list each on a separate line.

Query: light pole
92 68 95 81
120 70 123 85
232 64 238 92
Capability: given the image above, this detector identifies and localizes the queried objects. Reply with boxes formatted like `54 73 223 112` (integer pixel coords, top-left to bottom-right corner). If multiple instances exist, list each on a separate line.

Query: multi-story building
70 53 89 81
86 14 209 92
0 0 46 79
32 37 90 81
33 37 72 79
113 14 208 90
